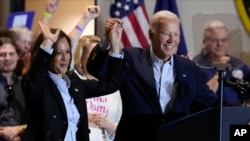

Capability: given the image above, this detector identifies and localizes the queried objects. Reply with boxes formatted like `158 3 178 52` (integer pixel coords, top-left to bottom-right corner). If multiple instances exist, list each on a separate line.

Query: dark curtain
10 0 25 12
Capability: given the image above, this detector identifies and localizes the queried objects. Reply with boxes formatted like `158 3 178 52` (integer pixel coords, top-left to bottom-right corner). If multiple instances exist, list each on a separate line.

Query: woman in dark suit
21 19 123 141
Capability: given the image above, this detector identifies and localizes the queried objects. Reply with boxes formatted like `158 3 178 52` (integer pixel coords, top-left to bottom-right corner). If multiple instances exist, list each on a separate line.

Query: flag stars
114 11 120 17
124 4 129 11
116 2 122 8
133 0 139 5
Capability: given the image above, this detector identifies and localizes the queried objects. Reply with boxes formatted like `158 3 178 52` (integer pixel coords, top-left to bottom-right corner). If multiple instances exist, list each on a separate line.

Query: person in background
10 25 33 77
21 10 124 140
10 26 33 56
193 20 250 106
0 29 27 141
0 3 60 139
87 11 218 141
74 35 122 141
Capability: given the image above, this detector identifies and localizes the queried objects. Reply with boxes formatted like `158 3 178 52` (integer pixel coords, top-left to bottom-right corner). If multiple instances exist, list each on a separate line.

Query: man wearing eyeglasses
0 30 26 141
193 20 250 106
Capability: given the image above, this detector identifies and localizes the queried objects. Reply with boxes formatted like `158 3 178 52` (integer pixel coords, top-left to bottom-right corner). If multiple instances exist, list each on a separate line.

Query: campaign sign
6 11 35 30
230 125 250 141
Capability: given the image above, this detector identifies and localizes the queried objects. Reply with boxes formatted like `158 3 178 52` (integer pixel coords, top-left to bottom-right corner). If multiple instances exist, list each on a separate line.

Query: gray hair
203 20 229 38
10 25 33 41
149 10 179 33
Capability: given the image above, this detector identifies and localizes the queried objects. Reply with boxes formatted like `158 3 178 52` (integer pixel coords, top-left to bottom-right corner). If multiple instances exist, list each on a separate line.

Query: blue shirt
41 45 80 141
48 72 80 141
150 47 175 112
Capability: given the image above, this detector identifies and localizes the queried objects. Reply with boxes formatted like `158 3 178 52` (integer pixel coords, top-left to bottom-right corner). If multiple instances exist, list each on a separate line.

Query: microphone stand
212 63 231 141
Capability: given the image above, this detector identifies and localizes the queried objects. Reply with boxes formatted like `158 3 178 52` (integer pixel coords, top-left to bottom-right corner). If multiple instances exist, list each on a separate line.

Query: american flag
110 0 150 48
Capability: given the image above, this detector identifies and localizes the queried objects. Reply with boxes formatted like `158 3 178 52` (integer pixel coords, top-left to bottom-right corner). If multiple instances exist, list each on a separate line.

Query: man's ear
148 29 153 39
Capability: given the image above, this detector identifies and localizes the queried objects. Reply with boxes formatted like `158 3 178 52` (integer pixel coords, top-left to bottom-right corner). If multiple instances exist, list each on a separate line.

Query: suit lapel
173 55 189 83
170 55 190 112
48 77 68 119
140 49 162 113
69 86 84 116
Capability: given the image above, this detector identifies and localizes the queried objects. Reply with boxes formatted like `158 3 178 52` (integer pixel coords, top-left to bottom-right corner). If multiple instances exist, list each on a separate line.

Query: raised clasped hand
105 18 123 40
109 19 123 53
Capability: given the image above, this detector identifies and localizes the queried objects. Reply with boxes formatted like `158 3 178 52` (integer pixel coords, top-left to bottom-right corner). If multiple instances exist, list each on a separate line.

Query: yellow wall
25 0 95 35
0 0 10 28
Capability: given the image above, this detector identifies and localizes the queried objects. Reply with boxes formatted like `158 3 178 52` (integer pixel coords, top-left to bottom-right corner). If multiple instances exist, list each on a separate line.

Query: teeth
166 45 173 49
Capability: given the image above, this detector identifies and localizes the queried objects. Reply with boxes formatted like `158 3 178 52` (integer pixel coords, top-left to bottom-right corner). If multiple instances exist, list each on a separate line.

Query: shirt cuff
40 44 53 54
109 51 124 58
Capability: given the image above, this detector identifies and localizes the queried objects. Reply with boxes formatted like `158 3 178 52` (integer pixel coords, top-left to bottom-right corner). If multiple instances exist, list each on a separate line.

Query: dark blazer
21 48 123 141
87 47 218 141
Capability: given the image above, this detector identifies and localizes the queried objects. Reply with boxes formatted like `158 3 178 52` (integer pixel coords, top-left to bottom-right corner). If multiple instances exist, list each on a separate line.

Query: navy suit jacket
21 48 123 141
87 47 218 141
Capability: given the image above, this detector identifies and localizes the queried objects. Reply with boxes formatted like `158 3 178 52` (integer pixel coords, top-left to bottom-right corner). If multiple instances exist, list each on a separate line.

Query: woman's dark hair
31 28 72 68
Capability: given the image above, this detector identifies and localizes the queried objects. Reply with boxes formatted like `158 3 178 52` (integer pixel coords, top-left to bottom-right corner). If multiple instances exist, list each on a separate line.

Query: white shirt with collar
41 45 80 141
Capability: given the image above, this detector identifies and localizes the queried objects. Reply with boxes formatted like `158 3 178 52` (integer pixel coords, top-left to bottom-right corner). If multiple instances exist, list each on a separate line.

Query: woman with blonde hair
74 35 122 141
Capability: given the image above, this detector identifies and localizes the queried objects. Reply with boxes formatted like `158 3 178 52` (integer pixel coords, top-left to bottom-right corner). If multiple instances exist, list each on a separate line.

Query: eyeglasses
206 38 229 44
5 85 14 103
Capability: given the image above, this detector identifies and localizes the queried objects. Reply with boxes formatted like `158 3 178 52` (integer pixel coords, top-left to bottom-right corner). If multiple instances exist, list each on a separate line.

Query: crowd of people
0 0 60 140
0 0 250 141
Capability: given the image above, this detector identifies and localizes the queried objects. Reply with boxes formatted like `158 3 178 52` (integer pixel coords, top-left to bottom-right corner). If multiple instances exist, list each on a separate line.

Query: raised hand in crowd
45 0 60 15
69 5 100 44
69 5 100 69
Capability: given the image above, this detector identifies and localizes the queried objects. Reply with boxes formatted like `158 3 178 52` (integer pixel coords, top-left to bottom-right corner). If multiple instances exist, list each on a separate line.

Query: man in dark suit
87 10 218 141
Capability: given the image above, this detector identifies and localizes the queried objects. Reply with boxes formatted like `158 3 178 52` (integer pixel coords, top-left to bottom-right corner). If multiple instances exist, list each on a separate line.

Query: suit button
57 139 62 141
52 115 57 119
63 121 67 125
